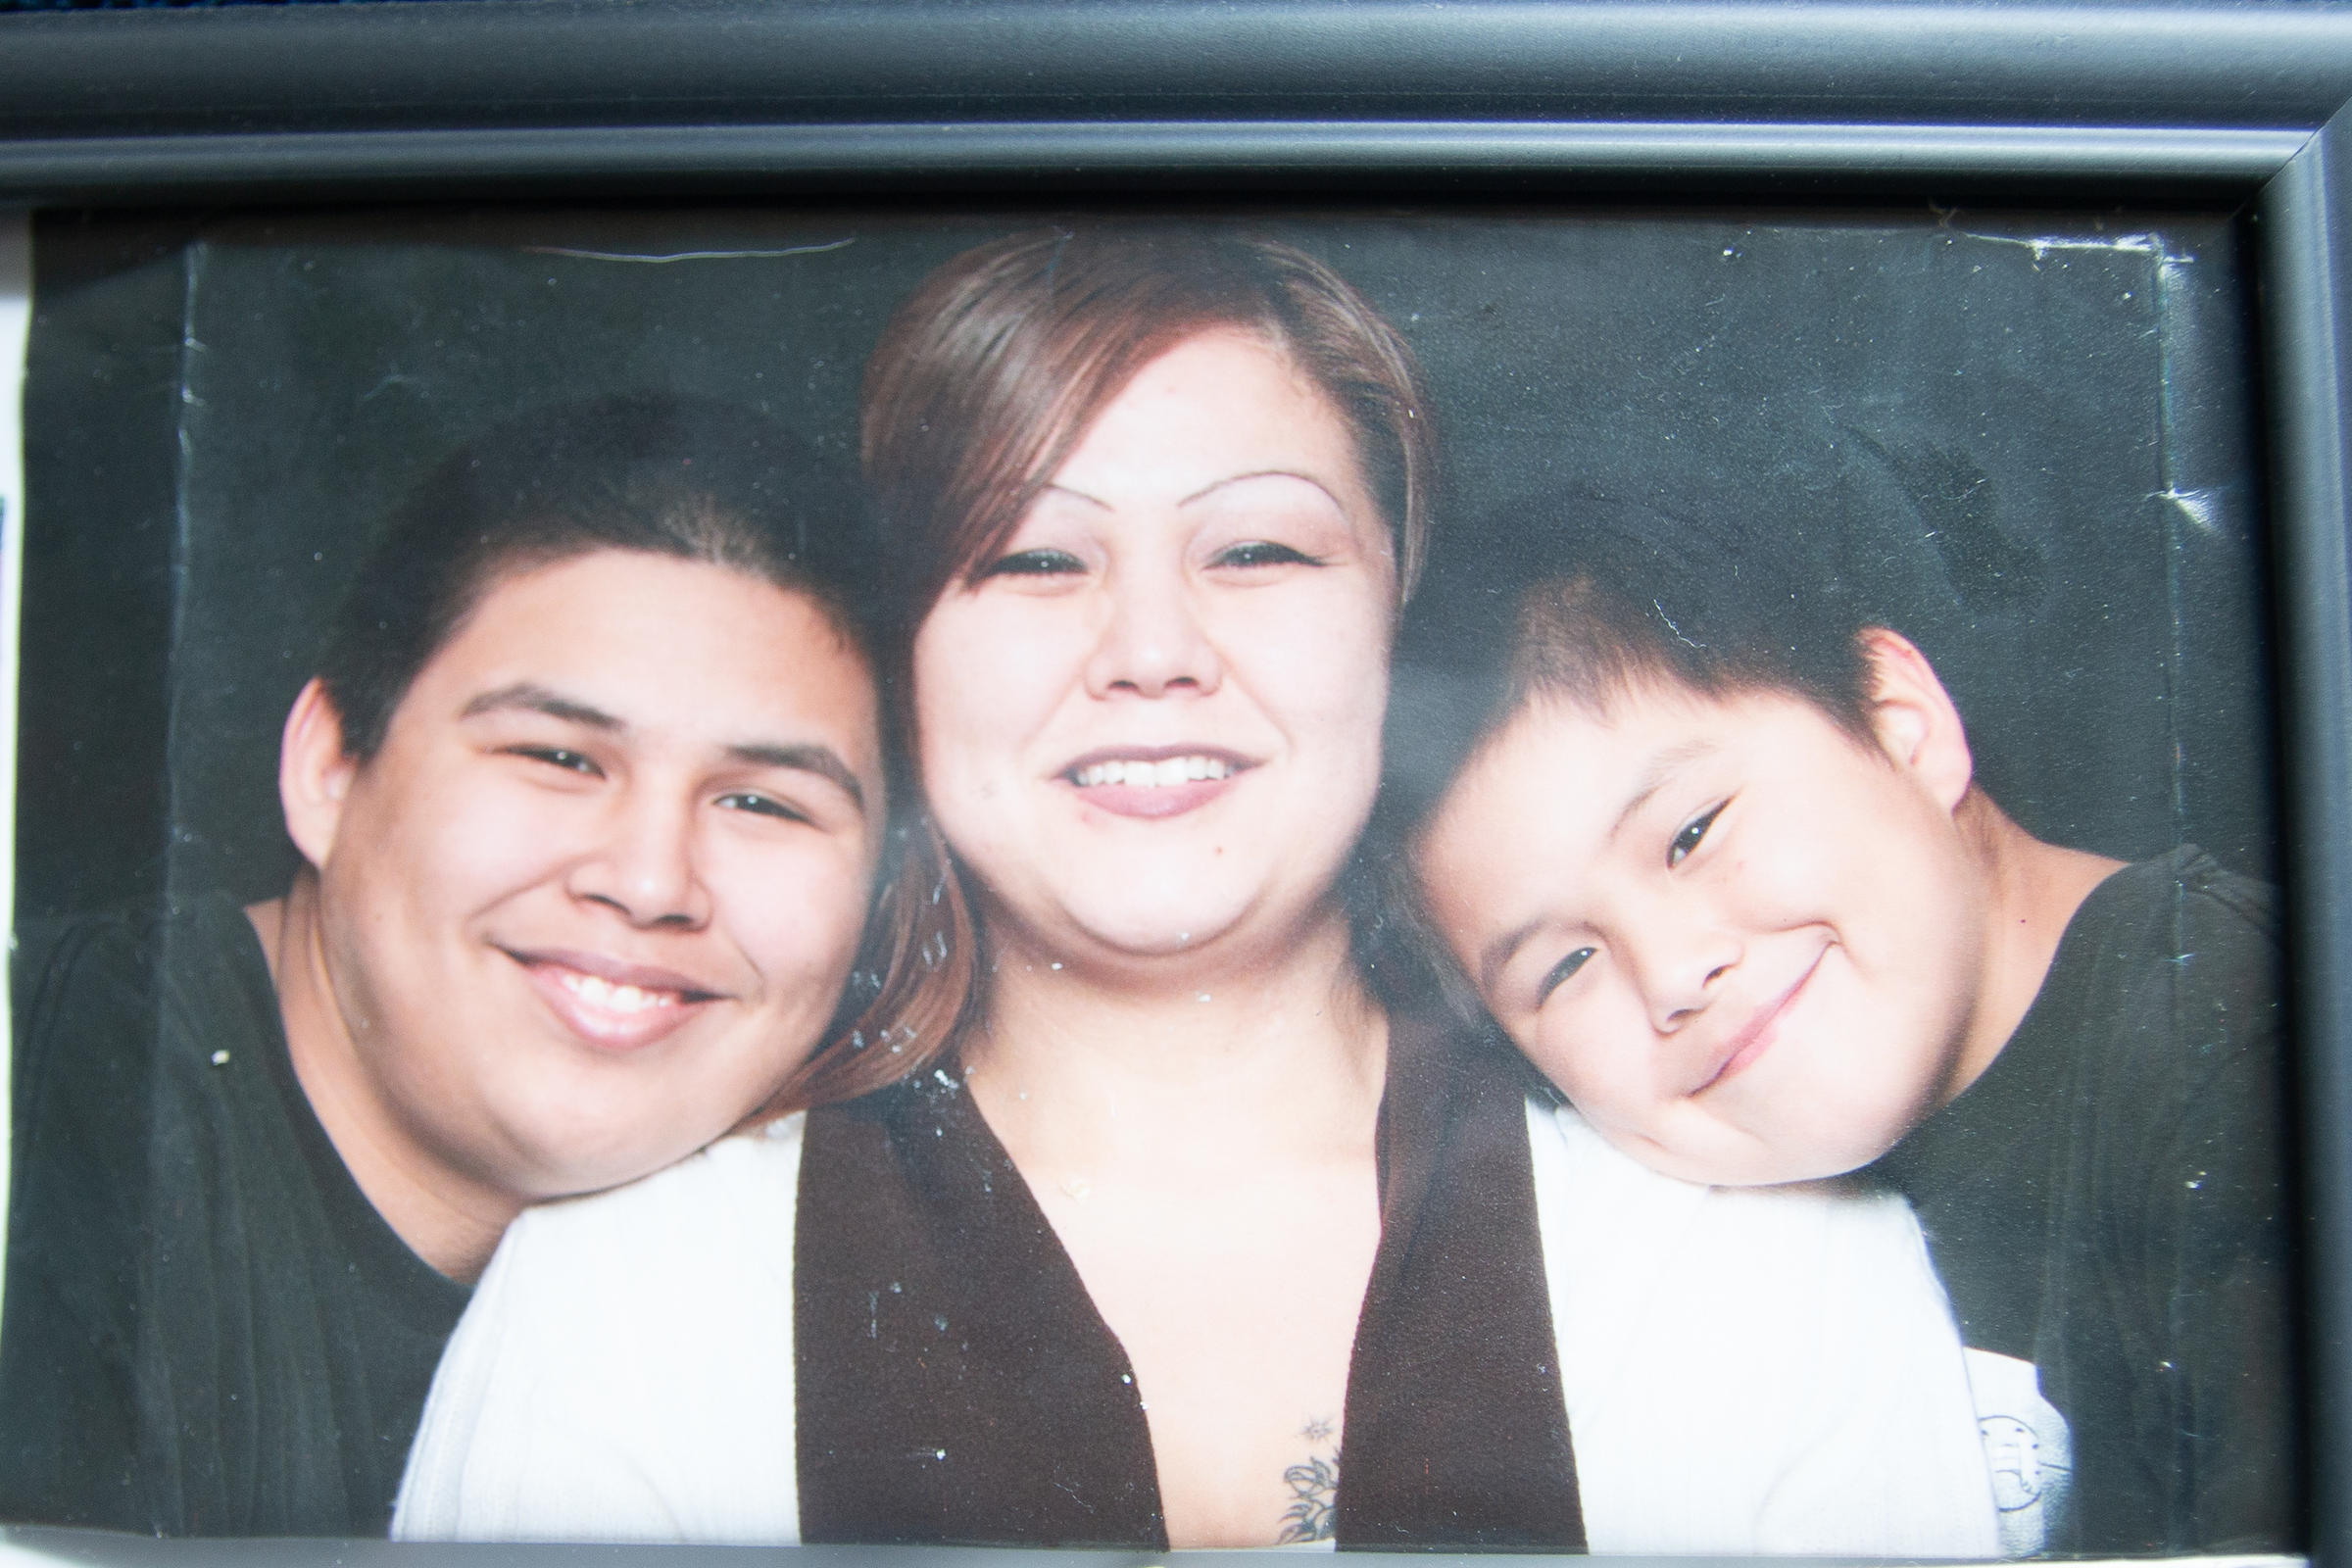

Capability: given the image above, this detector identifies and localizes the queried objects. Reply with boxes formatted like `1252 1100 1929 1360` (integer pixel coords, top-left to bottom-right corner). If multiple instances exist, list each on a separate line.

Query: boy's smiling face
286 549 887 1207
1416 648 1990 1185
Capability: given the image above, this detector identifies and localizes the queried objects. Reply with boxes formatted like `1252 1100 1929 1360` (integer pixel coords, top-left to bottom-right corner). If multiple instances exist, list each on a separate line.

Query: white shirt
1528 1100 1998 1554
396 1102 1998 1553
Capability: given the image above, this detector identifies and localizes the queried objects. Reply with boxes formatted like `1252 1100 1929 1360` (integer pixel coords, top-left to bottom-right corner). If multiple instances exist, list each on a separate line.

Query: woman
396 229 1996 1552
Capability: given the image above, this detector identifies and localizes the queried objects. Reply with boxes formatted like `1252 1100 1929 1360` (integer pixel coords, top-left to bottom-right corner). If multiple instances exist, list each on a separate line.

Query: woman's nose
567 790 712 930
1083 563 1223 700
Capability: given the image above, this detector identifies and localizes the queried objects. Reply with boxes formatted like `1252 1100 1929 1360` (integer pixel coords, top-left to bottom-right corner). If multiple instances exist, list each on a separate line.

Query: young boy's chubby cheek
1415 688 1992 1187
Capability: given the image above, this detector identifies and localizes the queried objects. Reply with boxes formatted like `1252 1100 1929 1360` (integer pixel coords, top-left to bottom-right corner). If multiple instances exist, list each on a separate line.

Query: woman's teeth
1073 756 1234 788
558 969 679 1014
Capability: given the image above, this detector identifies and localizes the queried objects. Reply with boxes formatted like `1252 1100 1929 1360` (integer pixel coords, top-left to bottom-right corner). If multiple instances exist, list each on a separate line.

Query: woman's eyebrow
1036 481 1112 511
1180 468 1345 513
726 742 868 813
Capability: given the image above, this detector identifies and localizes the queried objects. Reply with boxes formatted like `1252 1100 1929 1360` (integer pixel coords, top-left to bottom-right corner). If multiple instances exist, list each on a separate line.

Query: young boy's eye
974 548 1085 581
1668 801 1729 867
1210 541 1322 569
1535 947 1596 1006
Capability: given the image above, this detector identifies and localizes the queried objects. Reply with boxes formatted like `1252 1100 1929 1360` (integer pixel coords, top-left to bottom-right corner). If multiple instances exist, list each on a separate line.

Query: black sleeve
2156 972 2300 1552
2116 886 2300 1554
0 915 160 1530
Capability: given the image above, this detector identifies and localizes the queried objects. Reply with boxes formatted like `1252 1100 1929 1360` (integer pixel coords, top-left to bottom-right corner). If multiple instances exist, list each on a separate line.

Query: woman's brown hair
759 811 976 1113
860 225 1437 624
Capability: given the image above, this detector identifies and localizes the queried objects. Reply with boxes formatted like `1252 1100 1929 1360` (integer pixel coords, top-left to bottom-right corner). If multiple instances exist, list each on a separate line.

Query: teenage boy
0 396 891 1536
1392 494 2296 1556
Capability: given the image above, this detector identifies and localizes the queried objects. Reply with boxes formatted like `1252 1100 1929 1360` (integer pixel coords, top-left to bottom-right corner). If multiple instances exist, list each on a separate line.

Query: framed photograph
0 4 2346 1565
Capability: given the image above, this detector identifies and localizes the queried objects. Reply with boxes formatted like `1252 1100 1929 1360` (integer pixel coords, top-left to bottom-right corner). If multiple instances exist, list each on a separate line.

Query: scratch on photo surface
522 239 858 265
1940 225 2194 272
362 371 427 403
2153 487 2225 536
1653 599 1705 650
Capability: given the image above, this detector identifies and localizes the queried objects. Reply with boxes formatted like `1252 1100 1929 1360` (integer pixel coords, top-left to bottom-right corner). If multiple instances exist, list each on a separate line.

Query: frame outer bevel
3 0 2352 139
0 4 2344 1566
2262 100 2352 1568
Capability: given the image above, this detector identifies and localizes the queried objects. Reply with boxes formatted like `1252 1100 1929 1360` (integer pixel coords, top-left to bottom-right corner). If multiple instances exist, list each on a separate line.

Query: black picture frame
0 4 2347 1565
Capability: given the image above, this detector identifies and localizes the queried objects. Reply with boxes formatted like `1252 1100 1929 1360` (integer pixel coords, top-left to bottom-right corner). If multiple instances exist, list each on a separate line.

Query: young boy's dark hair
1381 489 1880 838
1388 484 2297 1557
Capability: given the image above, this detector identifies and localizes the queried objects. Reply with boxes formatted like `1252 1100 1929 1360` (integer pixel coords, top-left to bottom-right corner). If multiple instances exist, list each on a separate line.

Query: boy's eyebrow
464 683 865 812
1480 918 1545 1000
725 743 868 813
1610 739 1720 843
461 682 621 730
1478 737 1724 998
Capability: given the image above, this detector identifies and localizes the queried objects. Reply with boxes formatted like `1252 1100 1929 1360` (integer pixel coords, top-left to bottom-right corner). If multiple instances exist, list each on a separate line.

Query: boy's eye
1210 540 1322 569
715 791 812 825
506 745 602 778
1669 801 1729 867
1535 947 1596 1006
974 548 1085 581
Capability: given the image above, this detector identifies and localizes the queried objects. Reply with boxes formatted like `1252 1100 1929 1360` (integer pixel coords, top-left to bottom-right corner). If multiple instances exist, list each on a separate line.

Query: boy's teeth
1074 756 1234 789
559 969 677 1013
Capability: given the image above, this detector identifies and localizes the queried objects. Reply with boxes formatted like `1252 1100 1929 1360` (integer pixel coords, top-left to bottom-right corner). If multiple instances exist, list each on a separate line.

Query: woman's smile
1060 745 1256 819
913 327 1396 964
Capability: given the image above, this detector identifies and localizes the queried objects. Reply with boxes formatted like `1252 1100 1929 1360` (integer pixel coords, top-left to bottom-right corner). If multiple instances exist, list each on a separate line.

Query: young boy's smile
1416 674 1992 1186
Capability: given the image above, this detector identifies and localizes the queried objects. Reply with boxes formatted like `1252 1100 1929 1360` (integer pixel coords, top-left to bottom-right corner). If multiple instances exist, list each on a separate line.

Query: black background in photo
17 207 2274 923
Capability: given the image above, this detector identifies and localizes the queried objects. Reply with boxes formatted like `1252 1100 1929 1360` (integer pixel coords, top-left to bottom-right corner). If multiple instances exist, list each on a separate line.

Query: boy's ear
1860 628 1975 812
280 677 359 871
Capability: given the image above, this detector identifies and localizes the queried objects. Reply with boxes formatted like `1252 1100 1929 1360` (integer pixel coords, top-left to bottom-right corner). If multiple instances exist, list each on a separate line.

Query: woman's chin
1069 911 1243 963
1050 891 1352 977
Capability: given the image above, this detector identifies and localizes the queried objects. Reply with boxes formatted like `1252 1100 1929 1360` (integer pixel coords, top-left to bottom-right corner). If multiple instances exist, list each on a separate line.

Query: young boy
1391 493 2297 1557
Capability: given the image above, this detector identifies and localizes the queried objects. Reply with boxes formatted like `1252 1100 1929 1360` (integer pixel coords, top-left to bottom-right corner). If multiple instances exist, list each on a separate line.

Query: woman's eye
1535 947 1596 1006
1669 801 1730 867
974 548 1086 580
1210 540 1321 569
716 792 812 825
508 746 601 777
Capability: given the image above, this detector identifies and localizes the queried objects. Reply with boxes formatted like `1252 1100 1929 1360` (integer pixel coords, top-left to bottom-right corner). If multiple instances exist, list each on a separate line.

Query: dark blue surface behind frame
0 2 2348 1565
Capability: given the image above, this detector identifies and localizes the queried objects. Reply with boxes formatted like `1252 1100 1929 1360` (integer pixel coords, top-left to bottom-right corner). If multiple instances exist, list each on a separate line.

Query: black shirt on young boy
1872 846 2298 1556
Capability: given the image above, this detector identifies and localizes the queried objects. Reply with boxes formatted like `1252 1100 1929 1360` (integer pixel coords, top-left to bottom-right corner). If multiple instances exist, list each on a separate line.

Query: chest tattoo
1277 1419 1341 1544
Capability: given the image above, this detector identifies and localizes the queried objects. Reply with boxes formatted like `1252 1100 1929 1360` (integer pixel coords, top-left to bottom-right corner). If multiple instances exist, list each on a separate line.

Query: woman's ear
279 678 358 871
1860 627 1976 812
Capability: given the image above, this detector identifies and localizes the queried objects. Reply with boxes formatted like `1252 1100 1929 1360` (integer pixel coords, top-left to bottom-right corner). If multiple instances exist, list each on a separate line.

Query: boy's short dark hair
318 392 874 760
1381 489 1882 844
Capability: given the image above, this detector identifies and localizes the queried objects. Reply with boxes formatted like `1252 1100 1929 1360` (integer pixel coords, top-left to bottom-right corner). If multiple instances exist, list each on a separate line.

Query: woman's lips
1058 745 1253 820
505 948 722 1052
1693 949 1827 1095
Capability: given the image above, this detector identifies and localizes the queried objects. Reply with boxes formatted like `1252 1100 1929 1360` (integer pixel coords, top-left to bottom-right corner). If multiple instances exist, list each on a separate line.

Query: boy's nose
568 791 711 929
1637 932 1740 1033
